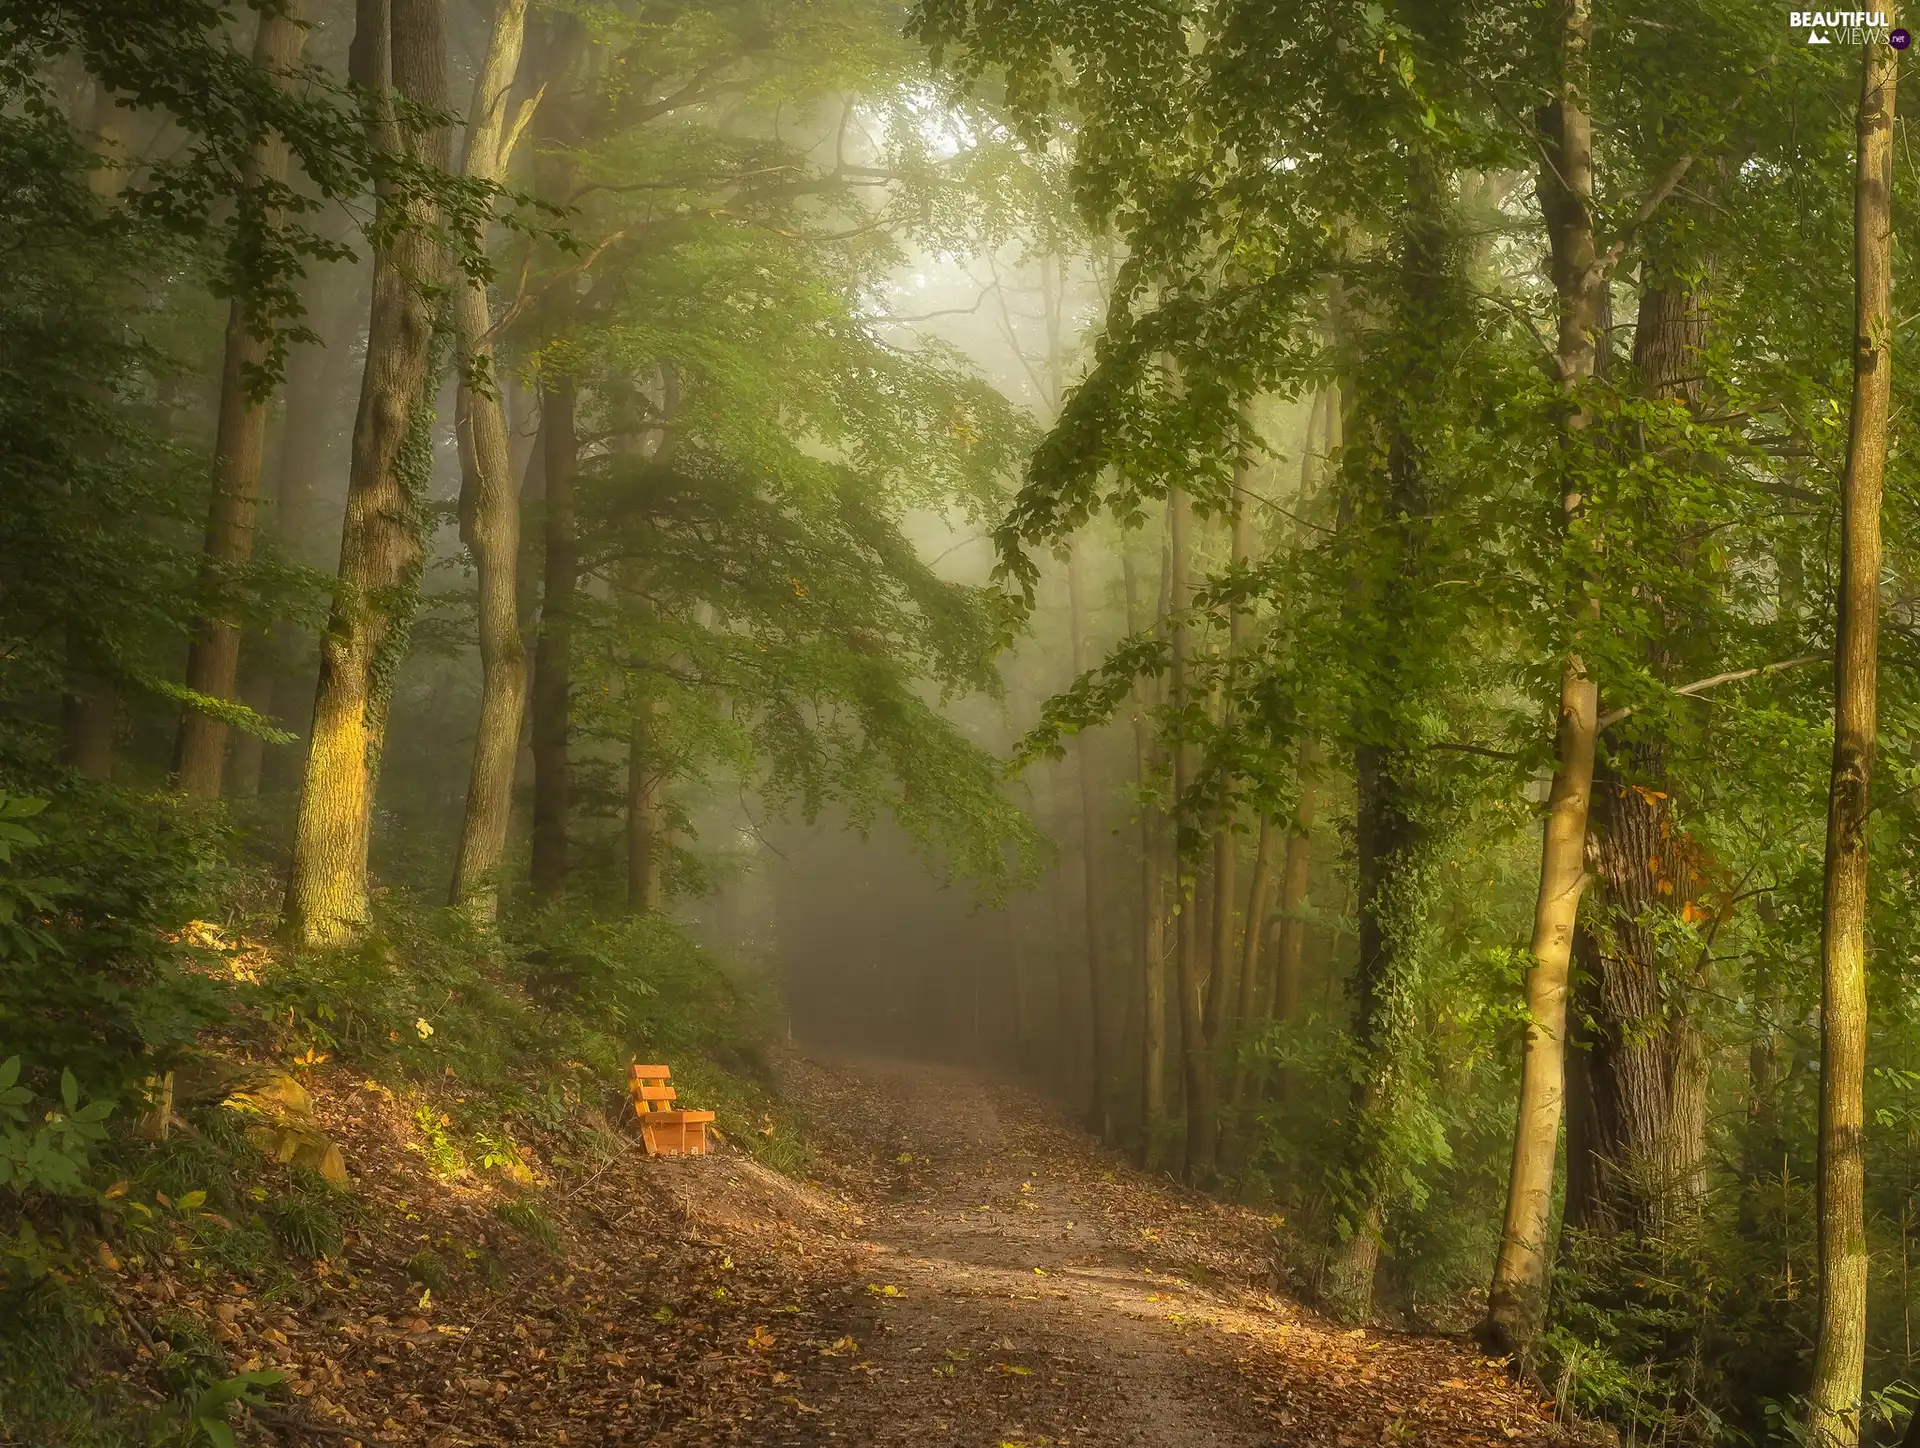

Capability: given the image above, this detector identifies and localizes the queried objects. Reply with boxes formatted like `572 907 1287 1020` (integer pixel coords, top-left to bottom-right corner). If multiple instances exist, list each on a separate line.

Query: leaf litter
106 1054 1580 1445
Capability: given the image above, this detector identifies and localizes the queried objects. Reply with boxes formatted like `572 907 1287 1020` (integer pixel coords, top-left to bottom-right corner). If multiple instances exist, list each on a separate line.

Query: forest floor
125 1055 1569 1447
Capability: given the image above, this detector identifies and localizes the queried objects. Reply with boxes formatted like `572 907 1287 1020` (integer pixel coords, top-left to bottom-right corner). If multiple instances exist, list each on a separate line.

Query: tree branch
1588 154 1695 289
1598 654 1824 730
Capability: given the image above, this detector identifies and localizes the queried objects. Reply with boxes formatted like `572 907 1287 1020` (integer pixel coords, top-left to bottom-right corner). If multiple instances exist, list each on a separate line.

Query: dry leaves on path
116 1054 1573 1447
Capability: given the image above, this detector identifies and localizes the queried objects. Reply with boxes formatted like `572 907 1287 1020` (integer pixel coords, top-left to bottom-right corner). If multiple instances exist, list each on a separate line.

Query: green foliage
0 1056 114 1199
404 1247 448 1293
0 1275 138 1447
0 783 229 1090
158 1369 286 1448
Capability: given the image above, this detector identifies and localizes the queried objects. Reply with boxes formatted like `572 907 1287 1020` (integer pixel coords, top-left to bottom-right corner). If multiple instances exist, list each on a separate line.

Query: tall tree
284 0 452 946
1807 38 1897 1448
1562 279 1712 1237
1484 0 1607 1351
1068 536 1115 1137
448 0 537 918
529 366 576 900
1125 537 1170 1168
1169 487 1207 1179
171 0 310 800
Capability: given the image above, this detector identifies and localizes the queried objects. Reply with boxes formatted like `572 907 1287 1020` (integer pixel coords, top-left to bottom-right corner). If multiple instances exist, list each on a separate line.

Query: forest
0 0 1915 1445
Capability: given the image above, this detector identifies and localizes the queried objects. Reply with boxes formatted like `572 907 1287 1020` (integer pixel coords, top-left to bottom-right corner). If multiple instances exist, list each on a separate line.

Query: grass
492 1196 561 1251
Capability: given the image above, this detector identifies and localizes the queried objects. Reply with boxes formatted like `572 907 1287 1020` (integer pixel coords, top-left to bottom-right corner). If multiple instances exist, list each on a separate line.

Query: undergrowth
0 781 807 1446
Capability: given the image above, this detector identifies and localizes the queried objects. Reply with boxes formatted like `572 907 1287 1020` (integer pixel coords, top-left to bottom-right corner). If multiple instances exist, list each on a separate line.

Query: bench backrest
627 1063 677 1113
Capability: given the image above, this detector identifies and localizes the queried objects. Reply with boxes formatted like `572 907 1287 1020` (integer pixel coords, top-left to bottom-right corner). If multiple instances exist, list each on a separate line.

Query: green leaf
59 1070 77 1114
0 1058 19 1093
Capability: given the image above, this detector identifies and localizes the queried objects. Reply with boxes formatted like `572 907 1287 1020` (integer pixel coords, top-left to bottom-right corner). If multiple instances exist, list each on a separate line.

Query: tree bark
1323 164 1458 1323
172 0 310 799
529 371 577 900
1561 277 1711 1236
1808 38 1896 1448
1068 538 1116 1138
283 0 452 946
448 0 535 919
1483 0 1604 1352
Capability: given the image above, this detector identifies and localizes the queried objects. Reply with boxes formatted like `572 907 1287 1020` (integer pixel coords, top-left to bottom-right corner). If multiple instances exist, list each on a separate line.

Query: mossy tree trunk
283 0 451 947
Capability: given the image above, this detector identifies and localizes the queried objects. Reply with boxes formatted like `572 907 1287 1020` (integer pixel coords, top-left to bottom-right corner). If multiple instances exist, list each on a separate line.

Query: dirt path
694 1058 1564 1448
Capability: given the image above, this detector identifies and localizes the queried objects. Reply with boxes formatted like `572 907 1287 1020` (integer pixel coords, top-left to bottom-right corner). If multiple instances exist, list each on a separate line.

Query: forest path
209 1052 1566 1446
717 1057 1563 1448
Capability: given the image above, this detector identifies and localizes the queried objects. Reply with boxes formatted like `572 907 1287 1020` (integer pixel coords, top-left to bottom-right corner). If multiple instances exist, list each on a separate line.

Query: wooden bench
627 1063 715 1157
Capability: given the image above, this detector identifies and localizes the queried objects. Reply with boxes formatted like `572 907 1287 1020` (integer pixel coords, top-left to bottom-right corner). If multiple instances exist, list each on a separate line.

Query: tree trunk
627 698 667 911
1169 488 1207 1180
1324 735 1421 1320
1323 164 1457 1322
1483 0 1604 1352
231 263 367 799
529 372 577 900
59 642 114 781
1068 538 1115 1138
1808 39 1896 1448
283 0 451 947
1269 754 1317 1031
1562 278 1712 1237
172 0 310 800
1222 813 1276 1170
448 0 535 919
1125 542 1170 1170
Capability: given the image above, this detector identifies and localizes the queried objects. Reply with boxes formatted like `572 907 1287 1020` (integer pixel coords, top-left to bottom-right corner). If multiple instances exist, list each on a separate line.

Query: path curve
682 1058 1565 1448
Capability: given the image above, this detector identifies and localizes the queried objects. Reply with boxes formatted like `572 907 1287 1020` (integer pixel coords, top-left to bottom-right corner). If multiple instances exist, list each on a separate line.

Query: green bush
0 782 229 1091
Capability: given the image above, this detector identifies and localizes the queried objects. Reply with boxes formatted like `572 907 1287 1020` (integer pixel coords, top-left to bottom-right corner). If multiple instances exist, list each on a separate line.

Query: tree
447 0 538 919
1484 0 1606 1352
284 0 454 946
171 0 312 801
1807 38 1897 1448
